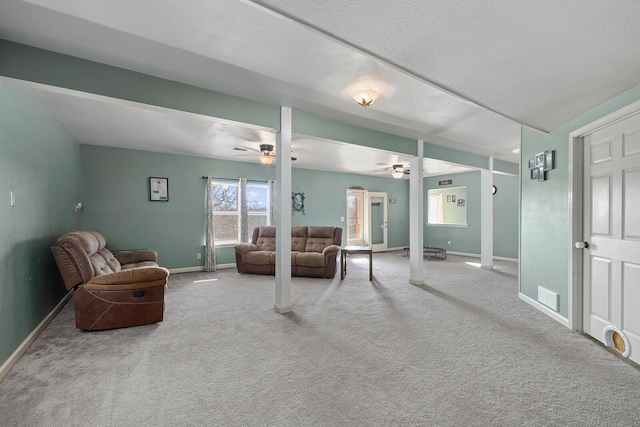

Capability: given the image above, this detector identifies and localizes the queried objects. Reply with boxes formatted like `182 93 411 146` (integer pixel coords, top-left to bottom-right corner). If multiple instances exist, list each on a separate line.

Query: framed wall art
149 177 168 201
544 150 555 171
530 167 540 181
292 191 305 215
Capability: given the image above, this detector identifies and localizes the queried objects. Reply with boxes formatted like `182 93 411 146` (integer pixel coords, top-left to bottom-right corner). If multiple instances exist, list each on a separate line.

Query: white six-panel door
583 112 640 363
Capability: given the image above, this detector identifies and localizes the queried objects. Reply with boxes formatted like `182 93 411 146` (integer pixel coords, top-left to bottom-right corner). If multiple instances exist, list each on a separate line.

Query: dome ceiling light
352 88 379 107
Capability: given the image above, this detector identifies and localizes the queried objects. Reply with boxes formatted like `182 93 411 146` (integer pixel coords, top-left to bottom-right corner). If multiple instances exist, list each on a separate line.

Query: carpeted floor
1 252 639 426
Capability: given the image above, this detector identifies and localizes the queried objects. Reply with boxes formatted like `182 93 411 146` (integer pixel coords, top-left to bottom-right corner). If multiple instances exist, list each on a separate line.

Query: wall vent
537 286 559 311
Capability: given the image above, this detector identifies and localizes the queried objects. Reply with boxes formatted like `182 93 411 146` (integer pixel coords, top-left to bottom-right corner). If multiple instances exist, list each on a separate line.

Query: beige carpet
1 252 639 426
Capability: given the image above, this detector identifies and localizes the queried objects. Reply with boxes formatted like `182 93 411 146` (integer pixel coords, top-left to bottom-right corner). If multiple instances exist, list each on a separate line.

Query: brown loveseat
234 226 342 278
51 230 169 331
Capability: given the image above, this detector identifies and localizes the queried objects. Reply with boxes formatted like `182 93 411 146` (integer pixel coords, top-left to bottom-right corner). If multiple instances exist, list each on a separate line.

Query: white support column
274 106 293 313
480 157 494 270
409 140 425 286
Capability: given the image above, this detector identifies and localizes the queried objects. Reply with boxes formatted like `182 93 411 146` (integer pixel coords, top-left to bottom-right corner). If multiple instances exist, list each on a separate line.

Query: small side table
340 246 373 281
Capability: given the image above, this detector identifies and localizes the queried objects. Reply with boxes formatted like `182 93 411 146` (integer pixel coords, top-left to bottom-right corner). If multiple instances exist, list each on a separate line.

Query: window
246 185 269 233
211 181 270 245
428 192 444 224
427 186 467 226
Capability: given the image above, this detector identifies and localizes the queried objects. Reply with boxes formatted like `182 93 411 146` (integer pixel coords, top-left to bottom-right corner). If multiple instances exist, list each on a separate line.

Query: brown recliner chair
51 230 169 331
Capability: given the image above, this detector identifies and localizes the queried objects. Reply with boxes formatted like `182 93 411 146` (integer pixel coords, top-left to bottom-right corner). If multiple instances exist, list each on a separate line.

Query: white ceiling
2 1 640 178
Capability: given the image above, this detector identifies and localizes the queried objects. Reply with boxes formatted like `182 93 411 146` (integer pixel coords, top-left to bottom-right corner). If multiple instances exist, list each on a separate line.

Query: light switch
340 216 345 222
10 191 15 206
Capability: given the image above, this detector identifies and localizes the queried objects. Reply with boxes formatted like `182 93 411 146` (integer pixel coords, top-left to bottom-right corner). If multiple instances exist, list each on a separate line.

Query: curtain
204 177 217 272
268 180 276 225
239 178 249 243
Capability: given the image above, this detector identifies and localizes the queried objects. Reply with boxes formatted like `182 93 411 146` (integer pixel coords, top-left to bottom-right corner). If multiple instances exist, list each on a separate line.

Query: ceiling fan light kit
258 154 274 165
391 164 407 179
258 144 275 165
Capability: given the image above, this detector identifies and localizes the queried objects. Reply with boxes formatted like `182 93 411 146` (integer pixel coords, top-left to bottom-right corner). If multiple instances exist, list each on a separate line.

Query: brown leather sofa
234 226 342 278
51 230 169 331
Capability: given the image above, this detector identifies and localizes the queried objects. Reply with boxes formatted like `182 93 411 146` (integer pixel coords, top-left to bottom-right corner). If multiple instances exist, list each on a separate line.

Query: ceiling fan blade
233 146 260 152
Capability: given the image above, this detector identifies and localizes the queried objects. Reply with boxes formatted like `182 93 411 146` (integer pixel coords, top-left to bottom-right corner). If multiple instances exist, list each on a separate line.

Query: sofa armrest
234 243 258 255
85 266 169 291
115 250 158 265
322 245 341 258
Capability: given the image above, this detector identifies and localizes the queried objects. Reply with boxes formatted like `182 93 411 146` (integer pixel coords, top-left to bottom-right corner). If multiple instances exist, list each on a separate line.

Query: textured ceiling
1 0 639 175
254 0 640 131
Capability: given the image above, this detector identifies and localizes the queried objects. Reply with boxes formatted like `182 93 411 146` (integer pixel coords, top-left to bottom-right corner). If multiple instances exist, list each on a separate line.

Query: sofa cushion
255 226 276 251
62 231 101 256
305 226 337 253
295 252 326 268
291 226 308 252
90 248 122 275
122 261 160 269
305 237 334 253
244 251 273 266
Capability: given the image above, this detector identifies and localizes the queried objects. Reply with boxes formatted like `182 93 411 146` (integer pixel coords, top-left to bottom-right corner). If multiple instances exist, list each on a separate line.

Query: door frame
568 99 640 332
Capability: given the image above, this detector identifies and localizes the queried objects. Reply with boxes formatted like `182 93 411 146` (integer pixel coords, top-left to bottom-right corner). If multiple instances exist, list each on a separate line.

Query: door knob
575 241 590 249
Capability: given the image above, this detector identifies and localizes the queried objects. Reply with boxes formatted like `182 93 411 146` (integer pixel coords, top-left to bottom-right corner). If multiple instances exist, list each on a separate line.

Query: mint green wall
0 40 280 130
424 171 518 258
520 84 640 319
425 172 481 254
80 146 411 268
0 81 81 364
293 111 416 155
80 146 275 268
428 187 467 225
290 169 410 249
493 173 519 258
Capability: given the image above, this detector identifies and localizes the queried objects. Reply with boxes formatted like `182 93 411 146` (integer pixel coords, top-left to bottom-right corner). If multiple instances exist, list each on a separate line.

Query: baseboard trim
0 288 74 382
519 292 570 328
169 263 236 274
445 251 518 263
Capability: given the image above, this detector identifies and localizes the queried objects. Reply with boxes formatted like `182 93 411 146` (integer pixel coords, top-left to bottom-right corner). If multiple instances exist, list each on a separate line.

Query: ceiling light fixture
391 164 405 179
258 144 275 165
352 88 379 107
258 154 274 165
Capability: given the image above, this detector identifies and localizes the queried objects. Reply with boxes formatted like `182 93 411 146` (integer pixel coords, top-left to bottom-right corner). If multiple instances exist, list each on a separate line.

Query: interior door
582 112 640 363
369 192 388 252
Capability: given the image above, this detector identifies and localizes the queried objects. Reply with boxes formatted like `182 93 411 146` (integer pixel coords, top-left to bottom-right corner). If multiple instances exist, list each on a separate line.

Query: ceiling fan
371 161 410 178
233 144 297 165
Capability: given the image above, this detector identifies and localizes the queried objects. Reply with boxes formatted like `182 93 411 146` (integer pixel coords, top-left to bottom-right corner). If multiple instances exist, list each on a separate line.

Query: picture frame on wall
292 192 305 215
452 195 456 203
544 150 555 171
447 195 451 202
149 177 168 201
537 166 545 181
535 152 545 168
457 198 465 207
530 167 540 181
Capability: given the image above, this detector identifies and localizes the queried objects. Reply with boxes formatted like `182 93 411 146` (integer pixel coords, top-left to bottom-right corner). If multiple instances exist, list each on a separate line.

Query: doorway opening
346 189 388 251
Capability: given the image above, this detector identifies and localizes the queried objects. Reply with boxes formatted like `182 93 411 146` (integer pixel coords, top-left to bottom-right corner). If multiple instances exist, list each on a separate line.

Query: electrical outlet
340 216 345 222
196 253 201 260
448 241 452 246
